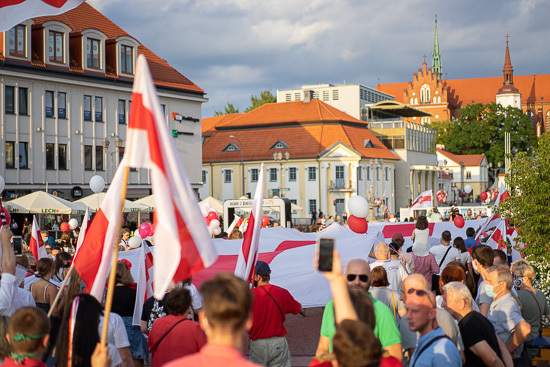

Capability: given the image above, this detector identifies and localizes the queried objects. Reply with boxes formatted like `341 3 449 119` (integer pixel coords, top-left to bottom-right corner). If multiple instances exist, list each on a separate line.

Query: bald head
345 259 371 291
405 291 437 334
400 274 430 303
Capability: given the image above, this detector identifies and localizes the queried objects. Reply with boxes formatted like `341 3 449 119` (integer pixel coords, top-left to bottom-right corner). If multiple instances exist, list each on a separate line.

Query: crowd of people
0 211 548 367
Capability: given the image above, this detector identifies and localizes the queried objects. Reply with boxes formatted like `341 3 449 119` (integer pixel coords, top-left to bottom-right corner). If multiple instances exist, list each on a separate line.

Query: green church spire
432 15 442 80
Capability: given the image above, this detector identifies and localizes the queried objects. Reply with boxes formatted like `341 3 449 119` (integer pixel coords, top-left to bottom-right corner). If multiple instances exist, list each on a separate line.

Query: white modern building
1 3 206 200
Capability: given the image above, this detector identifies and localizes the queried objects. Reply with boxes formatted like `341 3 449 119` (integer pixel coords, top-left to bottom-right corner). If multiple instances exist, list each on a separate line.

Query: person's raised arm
1 226 15 275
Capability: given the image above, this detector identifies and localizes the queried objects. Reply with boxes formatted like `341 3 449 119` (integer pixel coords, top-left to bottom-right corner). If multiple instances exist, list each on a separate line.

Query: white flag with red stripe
133 242 154 326
0 0 85 32
234 163 264 282
29 215 47 260
74 207 90 255
487 219 507 250
125 55 217 299
73 167 125 301
410 190 433 210
227 214 243 236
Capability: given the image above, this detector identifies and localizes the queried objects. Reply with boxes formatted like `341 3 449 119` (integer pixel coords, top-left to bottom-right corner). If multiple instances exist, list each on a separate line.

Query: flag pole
47 262 75 318
100 166 130 347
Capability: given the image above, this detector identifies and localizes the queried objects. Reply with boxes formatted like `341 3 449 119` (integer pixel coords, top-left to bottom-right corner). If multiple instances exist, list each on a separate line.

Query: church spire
432 15 442 80
498 35 519 94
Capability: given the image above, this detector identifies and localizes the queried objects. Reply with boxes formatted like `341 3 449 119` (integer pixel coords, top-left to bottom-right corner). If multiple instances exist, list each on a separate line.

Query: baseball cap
255 261 271 276
391 232 404 242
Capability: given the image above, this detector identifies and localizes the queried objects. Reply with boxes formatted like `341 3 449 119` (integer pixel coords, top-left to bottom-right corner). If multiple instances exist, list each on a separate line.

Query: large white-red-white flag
486 219 507 250
234 163 264 282
29 215 47 260
133 241 154 326
125 55 217 299
227 214 243 236
410 190 433 210
74 207 90 255
0 0 85 32
73 167 126 301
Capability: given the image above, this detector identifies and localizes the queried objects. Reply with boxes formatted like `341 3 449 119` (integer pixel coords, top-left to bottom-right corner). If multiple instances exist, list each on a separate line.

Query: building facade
1 3 206 200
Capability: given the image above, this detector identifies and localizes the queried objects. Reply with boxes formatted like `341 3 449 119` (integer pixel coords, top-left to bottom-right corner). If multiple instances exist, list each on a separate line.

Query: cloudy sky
89 0 549 118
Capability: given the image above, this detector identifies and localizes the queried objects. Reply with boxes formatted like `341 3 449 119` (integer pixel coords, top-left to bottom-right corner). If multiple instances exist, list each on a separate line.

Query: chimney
303 90 313 103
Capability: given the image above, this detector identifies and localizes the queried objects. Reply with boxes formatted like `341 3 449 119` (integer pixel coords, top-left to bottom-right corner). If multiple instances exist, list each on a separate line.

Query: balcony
328 179 354 191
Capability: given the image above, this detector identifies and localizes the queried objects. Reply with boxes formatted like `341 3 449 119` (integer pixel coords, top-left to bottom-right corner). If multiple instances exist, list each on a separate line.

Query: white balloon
207 227 213 235
128 235 142 249
464 184 473 194
209 208 217 214
202 202 211 210
199 204 209 217
209 219 220 229
68 218 79 230
89 175 106 193
348 195 369 218
213 227 221 236
0 175 4 193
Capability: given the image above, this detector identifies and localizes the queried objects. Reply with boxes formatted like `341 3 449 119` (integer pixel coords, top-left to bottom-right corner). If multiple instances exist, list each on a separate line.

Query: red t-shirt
2 358 47 367
164 343 261 367
249 284 301 340
147 315 207 367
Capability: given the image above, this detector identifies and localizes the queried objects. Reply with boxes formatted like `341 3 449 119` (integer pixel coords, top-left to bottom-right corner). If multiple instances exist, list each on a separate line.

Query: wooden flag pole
100 166 130 347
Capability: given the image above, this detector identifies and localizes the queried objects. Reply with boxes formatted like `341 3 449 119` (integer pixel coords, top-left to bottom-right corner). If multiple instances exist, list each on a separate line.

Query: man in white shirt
0 226 22 316
430 231 461 294
370 242 408 293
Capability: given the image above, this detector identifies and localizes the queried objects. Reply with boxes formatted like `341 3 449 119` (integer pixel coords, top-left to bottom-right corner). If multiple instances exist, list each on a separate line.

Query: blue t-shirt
464 237 477 250
409 328 461 367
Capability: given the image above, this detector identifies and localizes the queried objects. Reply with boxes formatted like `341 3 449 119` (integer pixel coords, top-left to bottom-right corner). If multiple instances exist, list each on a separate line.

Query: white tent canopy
7 191 87 215
4 201 29 214
134 195 154 213
76 193 148 213
200 196 223 214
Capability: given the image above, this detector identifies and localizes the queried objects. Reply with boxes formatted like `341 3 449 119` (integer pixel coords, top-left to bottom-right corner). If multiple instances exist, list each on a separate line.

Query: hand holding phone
317 237 335 272
12 236 22 255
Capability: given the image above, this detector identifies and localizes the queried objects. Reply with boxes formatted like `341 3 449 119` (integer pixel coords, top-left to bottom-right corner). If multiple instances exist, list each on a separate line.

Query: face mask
472 261 479 275
485 282 501 299
514 278 523 290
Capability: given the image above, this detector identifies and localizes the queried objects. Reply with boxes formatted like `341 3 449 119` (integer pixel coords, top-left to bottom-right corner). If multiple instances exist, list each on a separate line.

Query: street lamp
273 151 290 197
111 136 124 180
102 139 110 180
229 135 245 197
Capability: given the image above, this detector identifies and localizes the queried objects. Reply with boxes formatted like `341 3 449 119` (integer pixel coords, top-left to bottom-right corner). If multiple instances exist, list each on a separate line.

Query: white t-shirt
459 251 472 265
370 259 408 293
430 245 461 275
99 313 130 348
183 283 202 319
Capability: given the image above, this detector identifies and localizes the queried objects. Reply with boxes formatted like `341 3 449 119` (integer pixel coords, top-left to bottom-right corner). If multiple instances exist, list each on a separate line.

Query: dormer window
87 38 101 68
48 30 63 63
120 45 133 74
222 143 240 152
270 140 289 149
9 25 26 57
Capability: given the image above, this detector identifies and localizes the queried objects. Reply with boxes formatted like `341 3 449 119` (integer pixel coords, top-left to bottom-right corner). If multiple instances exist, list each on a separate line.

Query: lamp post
273 151 290 197
229 135 245 197
102 138 110 181
111 136 123 180
459 161 464 205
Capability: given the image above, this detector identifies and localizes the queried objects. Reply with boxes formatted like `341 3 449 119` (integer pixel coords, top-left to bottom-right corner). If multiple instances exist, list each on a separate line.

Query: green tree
244 89 277 112
214 103 240 116
427 119 454 147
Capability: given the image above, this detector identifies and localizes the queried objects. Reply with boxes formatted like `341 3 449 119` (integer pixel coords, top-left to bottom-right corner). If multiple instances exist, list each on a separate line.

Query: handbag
524 290 550 348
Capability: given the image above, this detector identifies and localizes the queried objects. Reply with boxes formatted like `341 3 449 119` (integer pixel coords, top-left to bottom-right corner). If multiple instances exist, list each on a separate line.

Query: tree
428 103 536 167
497 132 550 260
244 89 277 112
214 103 239 116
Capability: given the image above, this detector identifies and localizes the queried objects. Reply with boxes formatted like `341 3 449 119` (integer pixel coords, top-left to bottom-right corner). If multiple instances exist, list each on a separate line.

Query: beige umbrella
200 196 224 214
8 191 87 214
3 200 29 214
291 202 304 214
134 195 155 213
76 193 148 213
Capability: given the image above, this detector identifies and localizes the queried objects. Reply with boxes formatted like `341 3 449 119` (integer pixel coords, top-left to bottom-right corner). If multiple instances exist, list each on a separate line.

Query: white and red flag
133 242 154 326
410 190 433 210
227 214 243 236
234 163 265 282
0 0 85 32
125 55 217 298
487 219 507 250
29 215 47 260
74 207 90 255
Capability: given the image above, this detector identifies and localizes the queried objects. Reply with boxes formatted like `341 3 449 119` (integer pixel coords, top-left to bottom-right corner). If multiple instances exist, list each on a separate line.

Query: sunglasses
346 274 369 283
407 288 435 307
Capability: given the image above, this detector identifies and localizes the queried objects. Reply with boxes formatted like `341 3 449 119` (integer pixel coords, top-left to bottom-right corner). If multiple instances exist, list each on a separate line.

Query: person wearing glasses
316 258 402 362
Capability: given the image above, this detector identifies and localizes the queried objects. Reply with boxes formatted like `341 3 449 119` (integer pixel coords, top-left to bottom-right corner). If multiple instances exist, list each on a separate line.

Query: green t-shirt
320 294 401 352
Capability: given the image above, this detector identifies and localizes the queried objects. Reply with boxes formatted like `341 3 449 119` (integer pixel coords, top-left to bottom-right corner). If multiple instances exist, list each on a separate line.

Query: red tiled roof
30 3 202 93
437 148 485 166
202 100 399 162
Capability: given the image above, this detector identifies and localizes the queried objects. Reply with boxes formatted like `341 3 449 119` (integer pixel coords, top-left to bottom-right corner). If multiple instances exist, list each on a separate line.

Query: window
290 199 297 205
96 146 104 170
45 90 54 117
118 100 126 124
251 168 259 182
49 31 63 63
9 25 25 57
285 93 291 102
366 166 370 180
18 142 28 169
270 168 277 182
202 170 207 183
57 92 66 118
95 97 103 121
308 167 317 181
333 90 339 100
5 142 15 168
466 171 472 179
376 167 380 181
289 167 297 181
385 167 389 181
120 45 133 74
357 166 362 180
18 88 28 115
87 38 100 68
5 86 14 114
224 170 232 183
323 91 329 101
312 91 319 99
84 145 93 170
294 92 301 101
58 144 67 170
83 95 92 121
309 199 317 214
420 84 430 104
46 143 55 170
335 166 344 179
275 143 284 149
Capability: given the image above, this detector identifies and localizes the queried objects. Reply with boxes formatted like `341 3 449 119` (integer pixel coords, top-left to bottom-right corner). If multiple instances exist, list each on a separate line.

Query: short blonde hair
512 262 536 281
375 242 388 254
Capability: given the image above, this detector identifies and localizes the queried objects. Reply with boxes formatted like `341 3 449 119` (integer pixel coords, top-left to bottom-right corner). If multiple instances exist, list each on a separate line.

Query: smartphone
12 236 22 255
317 237 335 272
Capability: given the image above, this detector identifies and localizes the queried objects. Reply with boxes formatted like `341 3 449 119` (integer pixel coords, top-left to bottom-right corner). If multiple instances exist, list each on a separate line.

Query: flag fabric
74 207 90 255
227 214 243 236
125 55 217 299
73 165 126 301
487 219 507 250
234 163 265 282
67 296 80 367
132 241 154 326
494 183 507 207
239 220 248 233
29 215 47 260
410 190 433 210
0 0 85 32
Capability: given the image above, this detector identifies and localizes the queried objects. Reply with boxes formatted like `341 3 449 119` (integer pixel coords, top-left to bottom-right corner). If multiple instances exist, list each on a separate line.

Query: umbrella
199 196 223 214
291 202 304 214
3 201 29 213
8 191 87 214
134 195 155 213
76 193 148 213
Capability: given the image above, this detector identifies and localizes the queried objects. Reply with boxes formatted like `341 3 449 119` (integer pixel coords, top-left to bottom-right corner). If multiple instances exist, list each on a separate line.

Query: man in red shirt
249 261 305 367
